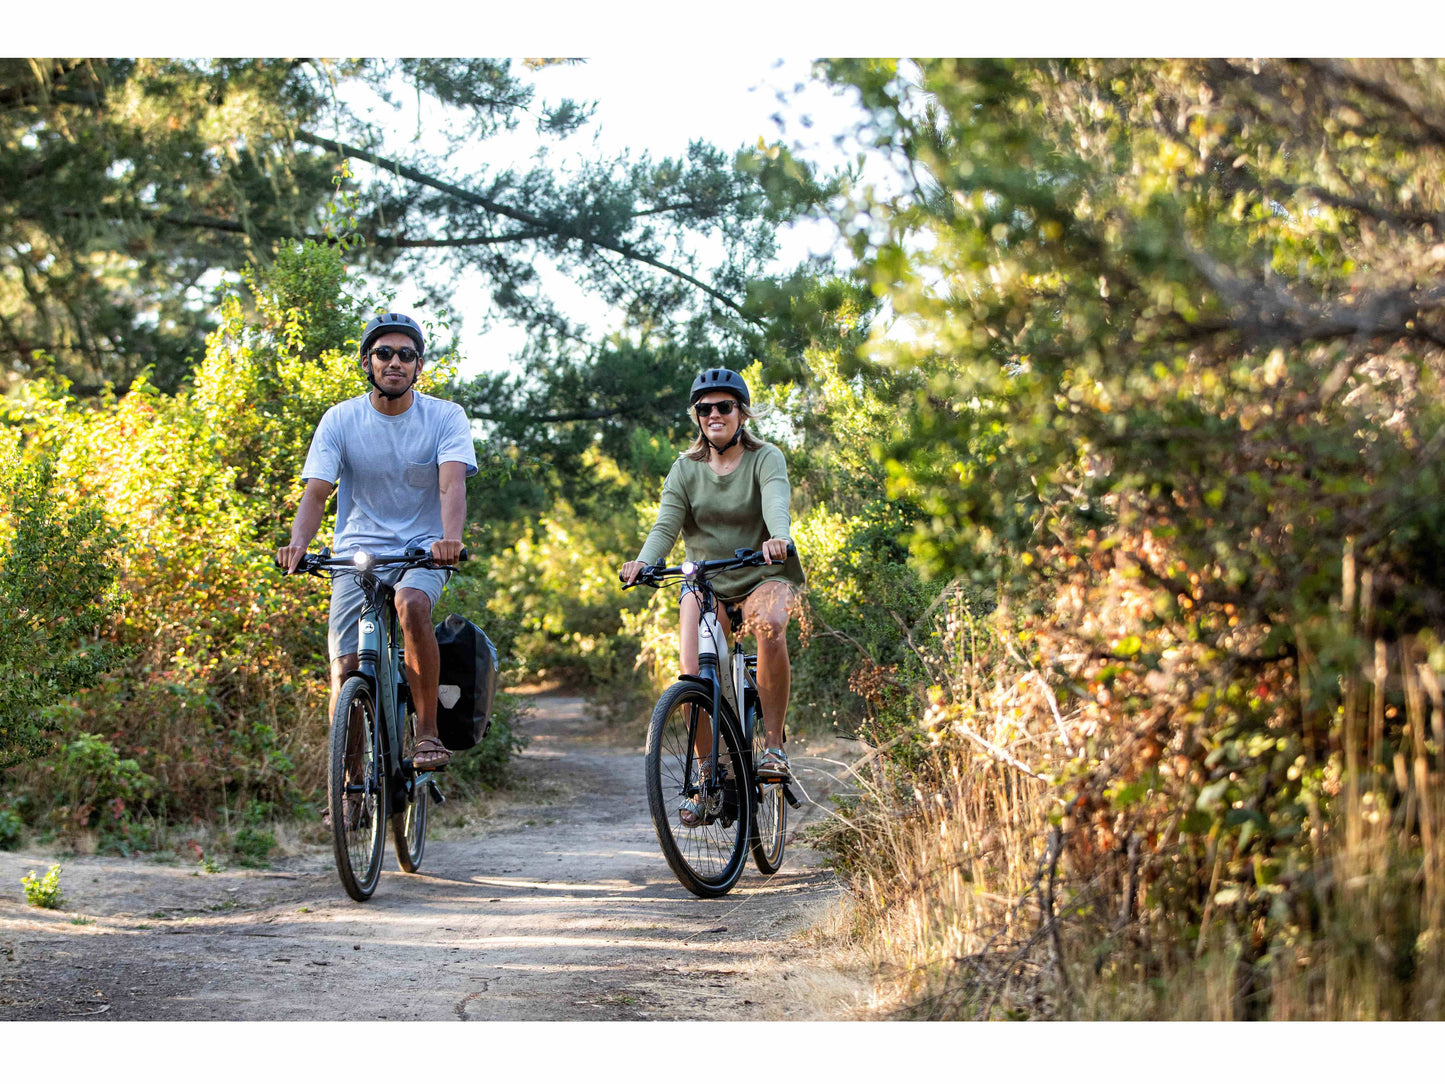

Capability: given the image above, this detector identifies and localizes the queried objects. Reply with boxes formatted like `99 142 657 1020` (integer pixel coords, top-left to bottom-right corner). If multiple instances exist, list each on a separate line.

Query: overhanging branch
294 129 755 321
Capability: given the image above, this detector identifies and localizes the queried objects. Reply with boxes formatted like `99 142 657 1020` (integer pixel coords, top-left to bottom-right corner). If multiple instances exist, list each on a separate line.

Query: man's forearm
289 490 328 548
440 482 466 542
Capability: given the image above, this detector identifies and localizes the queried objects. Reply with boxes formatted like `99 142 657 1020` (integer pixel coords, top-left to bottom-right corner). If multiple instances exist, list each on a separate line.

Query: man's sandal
410 736 451 772
756 747 791 782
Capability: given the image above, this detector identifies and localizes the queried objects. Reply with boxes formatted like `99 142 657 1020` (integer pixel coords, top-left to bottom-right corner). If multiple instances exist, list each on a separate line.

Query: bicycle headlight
354 550 375 571
681 560 698 577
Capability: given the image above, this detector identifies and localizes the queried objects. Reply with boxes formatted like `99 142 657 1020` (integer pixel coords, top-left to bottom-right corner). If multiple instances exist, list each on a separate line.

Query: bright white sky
358 57 875 379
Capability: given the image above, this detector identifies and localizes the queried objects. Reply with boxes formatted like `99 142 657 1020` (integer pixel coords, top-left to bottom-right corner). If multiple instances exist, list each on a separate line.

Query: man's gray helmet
359 312 425 400
689 368 750 407
360 312 426 359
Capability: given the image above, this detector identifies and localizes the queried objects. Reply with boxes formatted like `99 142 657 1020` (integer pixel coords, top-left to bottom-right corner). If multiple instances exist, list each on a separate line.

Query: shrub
449 693 530 794
230 827 276 868
0 446 130 769
0 808 22 851
20 864 65 909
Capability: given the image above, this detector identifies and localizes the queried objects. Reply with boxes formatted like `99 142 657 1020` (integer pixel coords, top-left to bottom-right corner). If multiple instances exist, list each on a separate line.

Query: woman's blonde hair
684 395 767 461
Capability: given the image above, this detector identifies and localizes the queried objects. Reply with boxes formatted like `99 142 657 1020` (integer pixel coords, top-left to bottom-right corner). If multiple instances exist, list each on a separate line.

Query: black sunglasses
369 345 421 364
694 400 736 417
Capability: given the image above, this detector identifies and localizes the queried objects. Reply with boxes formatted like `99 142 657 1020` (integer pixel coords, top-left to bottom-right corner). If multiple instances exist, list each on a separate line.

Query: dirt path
0 694 873 1020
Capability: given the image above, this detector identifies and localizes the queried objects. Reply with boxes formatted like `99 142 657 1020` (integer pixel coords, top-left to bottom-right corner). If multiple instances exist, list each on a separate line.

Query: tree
803 58 1445 1013
2 58 796 394
822 58 1445 645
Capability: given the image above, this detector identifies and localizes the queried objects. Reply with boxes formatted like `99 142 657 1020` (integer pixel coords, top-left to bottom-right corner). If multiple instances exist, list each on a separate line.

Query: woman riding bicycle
620 368 805 823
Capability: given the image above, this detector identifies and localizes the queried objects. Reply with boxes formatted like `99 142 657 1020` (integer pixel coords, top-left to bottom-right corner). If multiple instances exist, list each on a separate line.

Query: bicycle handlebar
278 546 469 577
621 543 794 591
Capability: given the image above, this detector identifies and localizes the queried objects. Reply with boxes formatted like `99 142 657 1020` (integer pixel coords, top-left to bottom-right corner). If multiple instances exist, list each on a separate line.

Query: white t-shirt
301 391 478 555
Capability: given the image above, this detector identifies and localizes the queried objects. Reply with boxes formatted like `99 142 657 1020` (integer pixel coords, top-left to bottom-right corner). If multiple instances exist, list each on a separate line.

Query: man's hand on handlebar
276 543 308 575
430 538 465 566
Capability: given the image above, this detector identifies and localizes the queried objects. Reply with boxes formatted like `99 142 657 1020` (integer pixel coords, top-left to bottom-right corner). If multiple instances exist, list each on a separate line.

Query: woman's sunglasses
694 400 736 417
369 345 421 364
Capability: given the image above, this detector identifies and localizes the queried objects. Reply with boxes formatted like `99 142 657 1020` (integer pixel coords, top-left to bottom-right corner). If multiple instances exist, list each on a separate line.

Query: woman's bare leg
742 581 794 748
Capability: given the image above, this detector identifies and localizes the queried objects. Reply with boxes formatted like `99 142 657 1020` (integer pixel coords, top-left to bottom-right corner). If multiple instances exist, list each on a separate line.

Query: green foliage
45 732 157 852
229 827 276 868
0 446 131 768
2 58 791 394
1 241 373 827
800 58 1445 1017
0 807 21 850
20 864 64 909
449 693 530 793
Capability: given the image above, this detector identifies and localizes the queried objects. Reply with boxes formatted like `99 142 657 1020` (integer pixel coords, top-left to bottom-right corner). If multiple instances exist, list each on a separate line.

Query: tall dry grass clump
816 544 1445 1020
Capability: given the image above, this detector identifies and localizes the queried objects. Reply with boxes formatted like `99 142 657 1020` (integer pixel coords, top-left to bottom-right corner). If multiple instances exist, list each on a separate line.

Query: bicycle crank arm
426 778 447 805
782 783 801 809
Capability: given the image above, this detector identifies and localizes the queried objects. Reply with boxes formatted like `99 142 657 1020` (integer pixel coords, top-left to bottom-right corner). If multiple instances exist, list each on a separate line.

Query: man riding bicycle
277 311 477 773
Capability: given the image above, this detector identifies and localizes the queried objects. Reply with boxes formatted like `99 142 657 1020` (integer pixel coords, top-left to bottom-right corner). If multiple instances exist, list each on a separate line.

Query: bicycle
283 546 464 901
625 547 802 898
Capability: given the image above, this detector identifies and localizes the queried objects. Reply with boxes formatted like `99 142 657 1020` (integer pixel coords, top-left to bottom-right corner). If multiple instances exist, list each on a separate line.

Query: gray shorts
328 566 450 660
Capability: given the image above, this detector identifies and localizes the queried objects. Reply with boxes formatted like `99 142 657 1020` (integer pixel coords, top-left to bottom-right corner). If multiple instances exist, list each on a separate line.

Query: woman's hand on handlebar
761 537 792 565
620 560 647 586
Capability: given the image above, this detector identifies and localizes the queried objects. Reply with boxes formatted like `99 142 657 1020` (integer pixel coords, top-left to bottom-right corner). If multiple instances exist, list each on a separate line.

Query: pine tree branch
294 129 755 321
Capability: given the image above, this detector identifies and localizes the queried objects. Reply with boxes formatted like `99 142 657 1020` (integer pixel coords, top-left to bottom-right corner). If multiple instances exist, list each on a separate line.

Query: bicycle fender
672 674 741 728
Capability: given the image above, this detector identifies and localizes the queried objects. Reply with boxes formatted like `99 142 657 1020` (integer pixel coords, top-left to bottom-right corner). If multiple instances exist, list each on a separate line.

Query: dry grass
817 564 1445 1020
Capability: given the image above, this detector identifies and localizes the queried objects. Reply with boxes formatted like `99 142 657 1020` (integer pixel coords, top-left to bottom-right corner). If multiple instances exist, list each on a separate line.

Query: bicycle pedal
427 779 446 805
782 784 801 808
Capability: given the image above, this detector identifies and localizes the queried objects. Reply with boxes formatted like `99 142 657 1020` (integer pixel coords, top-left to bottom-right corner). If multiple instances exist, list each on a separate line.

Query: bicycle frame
674 559 796 812
350 574 409 787
683 573 742 798
290 548 458 809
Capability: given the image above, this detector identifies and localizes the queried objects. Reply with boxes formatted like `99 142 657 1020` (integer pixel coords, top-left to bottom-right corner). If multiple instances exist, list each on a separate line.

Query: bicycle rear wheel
645 682 750 898
391 705 428 873
329 676 387 901
749 700 787 875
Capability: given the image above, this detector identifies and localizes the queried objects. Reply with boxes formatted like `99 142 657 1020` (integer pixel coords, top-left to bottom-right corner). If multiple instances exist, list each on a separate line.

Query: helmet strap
365 359 418 402
700 420 743 456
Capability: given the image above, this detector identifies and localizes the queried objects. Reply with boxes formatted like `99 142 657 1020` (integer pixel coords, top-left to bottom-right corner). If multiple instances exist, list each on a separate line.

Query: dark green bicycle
286 546 462 901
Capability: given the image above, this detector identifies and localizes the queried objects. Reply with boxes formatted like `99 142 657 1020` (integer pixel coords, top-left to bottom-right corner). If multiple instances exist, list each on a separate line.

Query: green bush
0 447 130 769
48 732 157 849
229 826 276 868
449 692 530 793
0 808 22 851
20 864 64 909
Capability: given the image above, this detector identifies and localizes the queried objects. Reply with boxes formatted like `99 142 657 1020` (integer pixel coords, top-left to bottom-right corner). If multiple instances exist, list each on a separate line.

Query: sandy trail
0 694 871 1020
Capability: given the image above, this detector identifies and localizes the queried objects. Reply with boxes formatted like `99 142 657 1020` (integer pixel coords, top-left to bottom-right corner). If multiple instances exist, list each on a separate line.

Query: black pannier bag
433 614 499 751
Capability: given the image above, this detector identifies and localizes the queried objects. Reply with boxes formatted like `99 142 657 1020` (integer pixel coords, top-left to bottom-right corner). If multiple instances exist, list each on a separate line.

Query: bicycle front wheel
391 705 428 873
750 702 787 875
645 682 750 898
329 676 387 901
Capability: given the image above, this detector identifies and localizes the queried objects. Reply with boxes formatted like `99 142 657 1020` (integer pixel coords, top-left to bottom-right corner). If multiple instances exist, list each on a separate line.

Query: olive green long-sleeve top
636 443 806 602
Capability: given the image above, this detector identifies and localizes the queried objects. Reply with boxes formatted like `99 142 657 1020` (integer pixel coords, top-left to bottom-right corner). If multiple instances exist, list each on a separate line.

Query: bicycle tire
749 699 787 875
645 681 750 898
329 676 387 901
391 704 428 873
